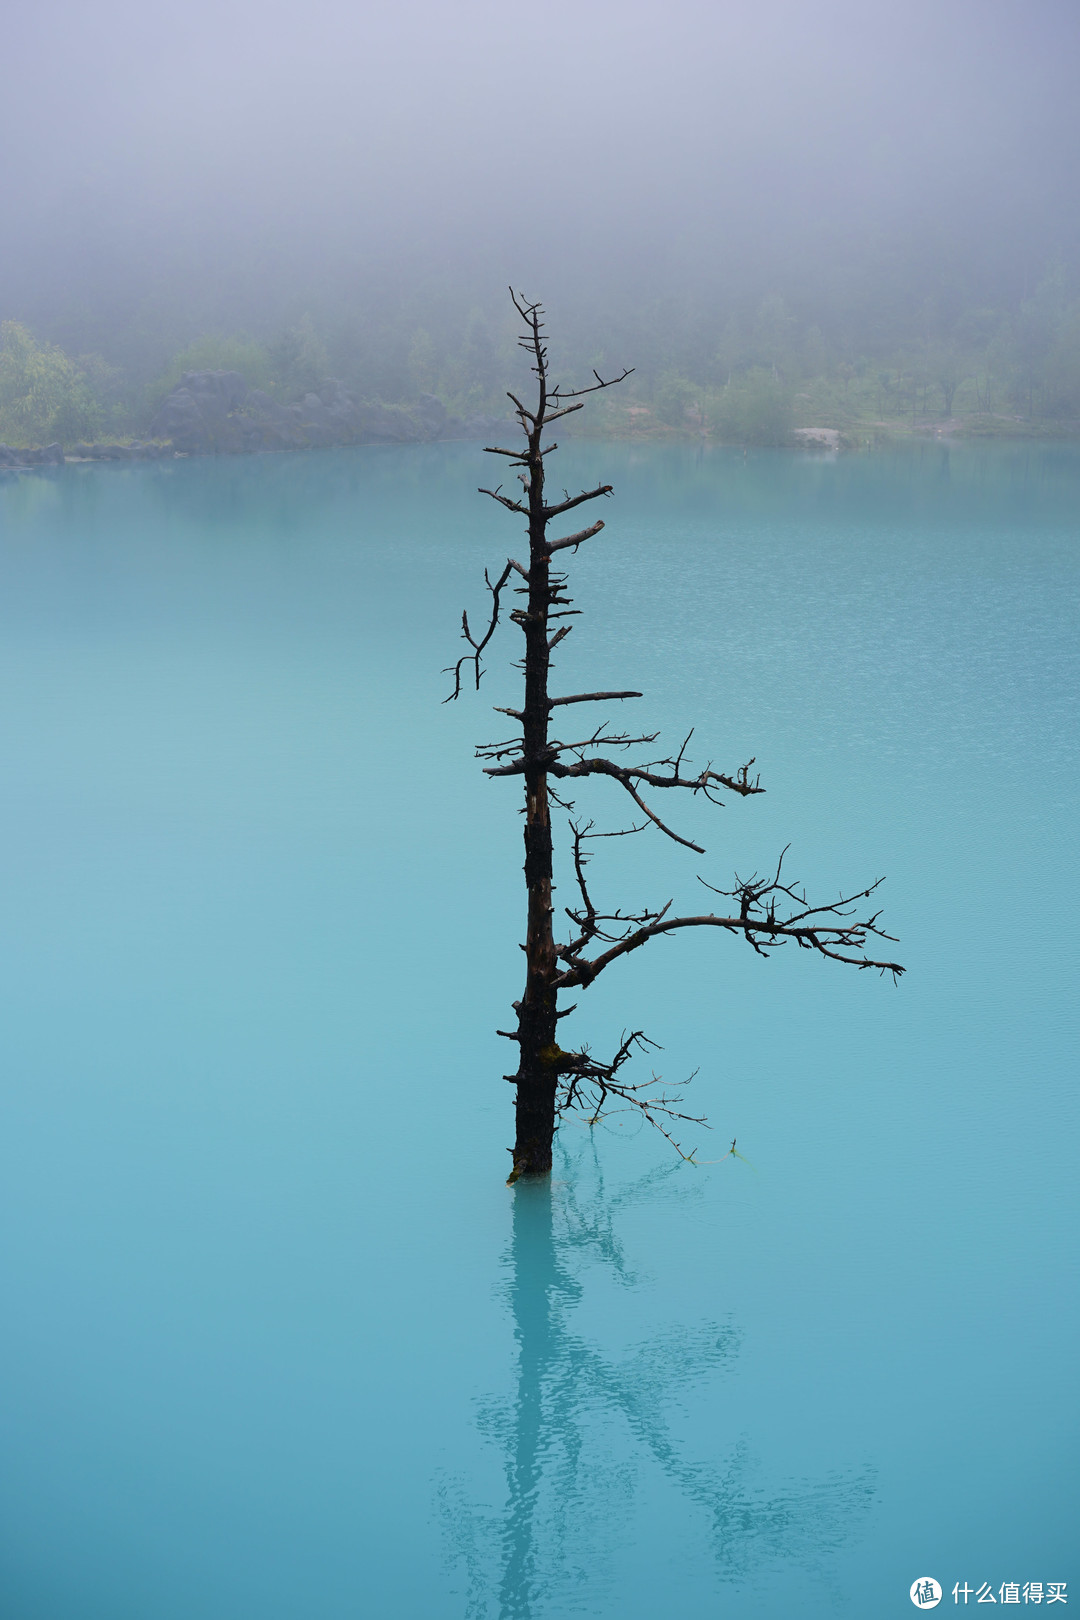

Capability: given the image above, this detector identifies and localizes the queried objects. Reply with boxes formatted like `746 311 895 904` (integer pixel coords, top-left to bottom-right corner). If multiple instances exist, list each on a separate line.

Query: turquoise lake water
0 442 1076 1619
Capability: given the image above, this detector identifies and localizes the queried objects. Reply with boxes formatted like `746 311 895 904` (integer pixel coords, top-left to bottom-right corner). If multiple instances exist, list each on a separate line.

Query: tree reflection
441 1144 874 1618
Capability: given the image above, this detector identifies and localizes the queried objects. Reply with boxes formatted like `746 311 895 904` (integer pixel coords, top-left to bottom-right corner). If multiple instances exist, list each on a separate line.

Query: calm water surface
0 442 1076 1619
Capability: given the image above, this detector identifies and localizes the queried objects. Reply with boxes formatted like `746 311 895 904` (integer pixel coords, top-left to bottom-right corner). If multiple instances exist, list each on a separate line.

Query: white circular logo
910 1578 942 1608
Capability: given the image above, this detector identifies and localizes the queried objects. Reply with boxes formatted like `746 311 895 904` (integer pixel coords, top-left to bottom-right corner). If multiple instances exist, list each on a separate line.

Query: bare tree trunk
515 407 559 1176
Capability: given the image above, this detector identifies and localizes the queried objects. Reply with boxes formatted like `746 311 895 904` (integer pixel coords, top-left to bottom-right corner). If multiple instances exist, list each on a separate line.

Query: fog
2 0 1078 389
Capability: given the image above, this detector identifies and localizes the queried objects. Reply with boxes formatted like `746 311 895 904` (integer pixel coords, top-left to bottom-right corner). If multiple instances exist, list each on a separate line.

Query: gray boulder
0 442 65 466
318 379 357 413
148 369 252 453
242 390 308 450
296 392 340 447
178 370 249 416
149 389 214 453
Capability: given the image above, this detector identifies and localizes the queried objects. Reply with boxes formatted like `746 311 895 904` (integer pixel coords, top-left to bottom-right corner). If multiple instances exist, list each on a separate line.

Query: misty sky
3 0 1078 337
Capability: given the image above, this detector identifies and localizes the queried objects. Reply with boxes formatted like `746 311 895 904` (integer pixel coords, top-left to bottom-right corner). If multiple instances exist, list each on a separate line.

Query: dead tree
448 291 903 1182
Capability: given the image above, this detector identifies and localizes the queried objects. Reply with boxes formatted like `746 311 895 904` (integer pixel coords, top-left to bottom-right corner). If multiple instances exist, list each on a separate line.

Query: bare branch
553 727 660 751
549 690 643 708
539 402 586 425
552 1030 704 1161
570 819 597 939
543 750 762 851
508 288 542 323
550 816 661 973
543 483 614 519
554 855 905 988
479 724 662 774
444 559 515 701
545 519 606 554
479 484 528 516
505 390 536 424
555 750 762 797
550 366 635 401
575 770 703 850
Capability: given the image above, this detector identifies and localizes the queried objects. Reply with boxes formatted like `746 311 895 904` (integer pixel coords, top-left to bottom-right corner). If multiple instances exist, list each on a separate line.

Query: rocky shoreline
0 368 514 470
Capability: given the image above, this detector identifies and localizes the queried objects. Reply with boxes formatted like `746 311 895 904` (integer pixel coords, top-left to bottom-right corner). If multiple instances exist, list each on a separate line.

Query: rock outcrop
67 442 174 461
0 442 65 467
793 427 841 450
0 440 176 468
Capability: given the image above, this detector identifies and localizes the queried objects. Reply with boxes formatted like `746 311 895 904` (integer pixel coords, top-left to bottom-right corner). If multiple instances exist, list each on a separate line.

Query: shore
2 408 1078 475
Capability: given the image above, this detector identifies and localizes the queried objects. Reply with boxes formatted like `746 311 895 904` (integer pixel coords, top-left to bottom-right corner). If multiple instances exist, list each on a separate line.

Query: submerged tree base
506 1155 551 1185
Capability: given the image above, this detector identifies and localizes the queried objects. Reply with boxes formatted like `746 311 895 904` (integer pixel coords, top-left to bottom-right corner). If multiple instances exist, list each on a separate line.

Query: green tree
0 322 102 445
460 309 498 404
1040 304 1080 417
715 316 745 385
267 315 329 399
925 342 967 417
654 371 697 427
800 324 828 380
407 327 439 395
1008 262 1069 418
752 294 797 379
715 368 794 445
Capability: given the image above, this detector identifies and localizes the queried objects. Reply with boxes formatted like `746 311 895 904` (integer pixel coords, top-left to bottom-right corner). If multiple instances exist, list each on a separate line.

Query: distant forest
3 251 1080 449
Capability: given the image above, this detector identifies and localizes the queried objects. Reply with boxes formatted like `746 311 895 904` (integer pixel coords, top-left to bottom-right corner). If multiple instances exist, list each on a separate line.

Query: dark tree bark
449 292 903 1182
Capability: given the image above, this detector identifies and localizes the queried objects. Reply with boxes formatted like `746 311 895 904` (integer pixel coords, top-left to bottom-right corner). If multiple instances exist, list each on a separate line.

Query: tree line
3 260 1080 448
